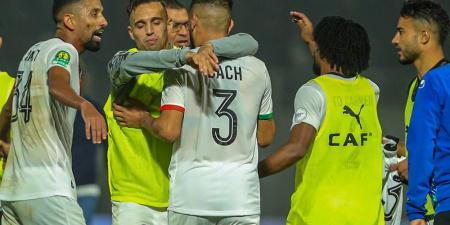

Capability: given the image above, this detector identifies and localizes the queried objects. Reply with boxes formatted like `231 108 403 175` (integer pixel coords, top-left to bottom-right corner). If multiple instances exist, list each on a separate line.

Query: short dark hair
190 0 232 12
314 16 371 77
400 0 450 45
165 0 186 10
127 0 166 17
52 0 82 23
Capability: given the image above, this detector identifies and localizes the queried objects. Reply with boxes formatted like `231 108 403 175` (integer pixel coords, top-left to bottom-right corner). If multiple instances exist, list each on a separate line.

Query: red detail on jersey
160 104 185 112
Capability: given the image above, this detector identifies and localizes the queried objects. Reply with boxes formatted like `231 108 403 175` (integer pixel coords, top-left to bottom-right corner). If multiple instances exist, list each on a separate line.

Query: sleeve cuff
178 48 191 66
160 104 185 112
258 113 273 120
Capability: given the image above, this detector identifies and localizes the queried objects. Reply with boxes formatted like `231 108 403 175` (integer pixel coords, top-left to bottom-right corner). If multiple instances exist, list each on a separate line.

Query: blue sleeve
406 73 441 220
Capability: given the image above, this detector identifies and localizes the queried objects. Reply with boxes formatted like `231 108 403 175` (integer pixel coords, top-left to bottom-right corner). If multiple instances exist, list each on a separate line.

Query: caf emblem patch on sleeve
52 50 71 68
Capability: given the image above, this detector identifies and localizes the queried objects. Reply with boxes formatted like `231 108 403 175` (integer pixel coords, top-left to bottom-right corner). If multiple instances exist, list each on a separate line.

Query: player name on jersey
210 65 242 81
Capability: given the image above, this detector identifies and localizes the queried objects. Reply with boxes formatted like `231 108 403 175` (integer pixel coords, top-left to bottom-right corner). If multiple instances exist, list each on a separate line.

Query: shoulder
44 39 78 63
366 77 380 96
237 56 266 68
295 80 325 104
427 64 450 81
46 39 77 54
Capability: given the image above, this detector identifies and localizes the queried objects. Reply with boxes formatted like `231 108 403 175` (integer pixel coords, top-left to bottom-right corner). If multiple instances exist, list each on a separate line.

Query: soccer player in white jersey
0 0 108 224
114 0 275 224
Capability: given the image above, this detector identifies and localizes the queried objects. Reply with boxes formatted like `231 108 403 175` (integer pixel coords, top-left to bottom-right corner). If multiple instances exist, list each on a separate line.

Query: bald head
190 0 232 34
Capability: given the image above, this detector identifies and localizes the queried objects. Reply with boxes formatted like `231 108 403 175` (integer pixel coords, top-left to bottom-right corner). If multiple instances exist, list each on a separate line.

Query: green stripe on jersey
258 113 273 120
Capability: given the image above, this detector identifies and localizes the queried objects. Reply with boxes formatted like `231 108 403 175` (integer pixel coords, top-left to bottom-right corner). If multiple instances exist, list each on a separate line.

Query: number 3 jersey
0 38 80 201
161 56 273 216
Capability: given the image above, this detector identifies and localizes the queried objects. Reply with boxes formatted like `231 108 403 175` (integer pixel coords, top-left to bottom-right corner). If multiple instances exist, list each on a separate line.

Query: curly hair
314 16 371 77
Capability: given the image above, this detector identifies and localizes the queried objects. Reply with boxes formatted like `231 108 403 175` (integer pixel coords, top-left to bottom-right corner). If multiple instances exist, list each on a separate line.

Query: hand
113 103 149 129
390 158 408 182
80 101 107 144
185 43 219 77
290 11 314 45
0 140 10 158
410 219 427 225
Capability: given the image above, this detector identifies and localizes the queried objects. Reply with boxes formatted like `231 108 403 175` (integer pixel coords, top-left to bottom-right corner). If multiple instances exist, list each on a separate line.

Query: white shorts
112 201 167 225
168 211 260 225
1 196 86 225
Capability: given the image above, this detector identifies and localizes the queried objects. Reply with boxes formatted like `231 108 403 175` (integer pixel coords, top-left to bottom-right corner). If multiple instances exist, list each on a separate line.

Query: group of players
0 0 449 225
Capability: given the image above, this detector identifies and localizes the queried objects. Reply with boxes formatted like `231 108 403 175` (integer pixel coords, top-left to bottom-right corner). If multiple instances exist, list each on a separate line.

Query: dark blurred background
1 0 450 222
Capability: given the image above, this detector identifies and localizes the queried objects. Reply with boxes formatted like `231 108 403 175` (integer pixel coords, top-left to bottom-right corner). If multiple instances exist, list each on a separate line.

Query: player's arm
108 33 258 95
144 110 183 142
0 88 14 157
258 123 316 178
112 103 183 142
291 11 317 57
209 33 258 58
48 67 107 144
257 67 275 148
405 73 440 222
259 82 321 178
257 119 275 148
47 47 106 144
113 69 186 142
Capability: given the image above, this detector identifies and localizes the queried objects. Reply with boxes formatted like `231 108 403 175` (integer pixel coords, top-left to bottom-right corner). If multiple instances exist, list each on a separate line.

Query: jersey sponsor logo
343 105 364 129
328 132 370 146
328 104 370 146
419 80 426 89
52 50 71 68
294 107 307 123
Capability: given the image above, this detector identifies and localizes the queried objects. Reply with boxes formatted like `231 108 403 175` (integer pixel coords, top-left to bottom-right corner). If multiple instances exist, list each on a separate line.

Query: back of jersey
161 56 273 216
0 38 80 201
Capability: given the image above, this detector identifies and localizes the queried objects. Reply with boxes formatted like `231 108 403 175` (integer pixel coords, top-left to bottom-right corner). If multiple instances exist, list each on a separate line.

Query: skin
114 4 274 147
167 7 190 47
128 2 168 51
392 16 446 225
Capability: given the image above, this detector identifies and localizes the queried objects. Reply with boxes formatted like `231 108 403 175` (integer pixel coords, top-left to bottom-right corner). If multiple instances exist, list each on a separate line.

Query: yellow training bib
104 48 172 207
287 75 383 225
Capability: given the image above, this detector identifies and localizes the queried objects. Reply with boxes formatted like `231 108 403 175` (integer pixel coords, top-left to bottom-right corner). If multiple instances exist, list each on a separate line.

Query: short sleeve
160 68 186 112
291 82 325 130
46 44 78 74
258 68 273 120
368 79 380 103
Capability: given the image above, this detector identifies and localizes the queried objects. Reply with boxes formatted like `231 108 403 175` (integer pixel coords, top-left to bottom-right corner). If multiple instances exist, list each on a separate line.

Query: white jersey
0 38 80 201
161 56 273 216
291 74 379 130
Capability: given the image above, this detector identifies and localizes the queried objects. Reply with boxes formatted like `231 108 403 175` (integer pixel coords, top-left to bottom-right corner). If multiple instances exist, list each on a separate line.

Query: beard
399 56 415 65
84 38 102 52
398 47 419 65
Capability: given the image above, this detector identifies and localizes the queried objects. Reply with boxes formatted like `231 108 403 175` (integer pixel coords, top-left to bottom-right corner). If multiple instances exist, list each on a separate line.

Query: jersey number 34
11 71 33 123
